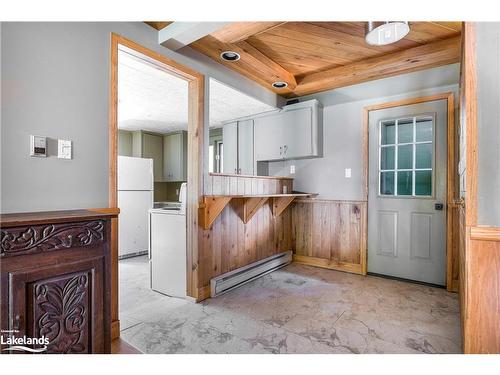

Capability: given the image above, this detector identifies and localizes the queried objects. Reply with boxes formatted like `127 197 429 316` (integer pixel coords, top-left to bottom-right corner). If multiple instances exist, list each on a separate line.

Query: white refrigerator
118 156 154 258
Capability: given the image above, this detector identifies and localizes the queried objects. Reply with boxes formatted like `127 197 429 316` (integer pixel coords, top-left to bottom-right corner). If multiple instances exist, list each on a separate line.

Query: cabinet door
163 133 186 181
281 107 313 159
238 119 254 175
254 115 284 161
6 257 107 354
142 133 164 182
223 122 238 174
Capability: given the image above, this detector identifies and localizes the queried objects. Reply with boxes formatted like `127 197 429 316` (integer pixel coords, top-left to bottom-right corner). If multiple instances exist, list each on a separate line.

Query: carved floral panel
1 221 104 256
32 272 91 354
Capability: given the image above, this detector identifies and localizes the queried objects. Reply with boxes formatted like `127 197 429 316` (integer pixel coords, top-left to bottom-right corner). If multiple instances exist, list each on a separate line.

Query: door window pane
397 144 413 169
378 114 434 197
416 143 432 169
398 118 413 143
415 170 432 196
380 172 395 195
381 146 395 170
381 121 395 145
416 118 433 142
397 171 413 195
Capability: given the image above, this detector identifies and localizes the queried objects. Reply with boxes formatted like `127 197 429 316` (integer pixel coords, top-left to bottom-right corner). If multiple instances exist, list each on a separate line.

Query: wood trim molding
363 92 457 291
209 172 293 180
470 226 500 242
462 23 478 227
292 254 363 275
109 33 205 338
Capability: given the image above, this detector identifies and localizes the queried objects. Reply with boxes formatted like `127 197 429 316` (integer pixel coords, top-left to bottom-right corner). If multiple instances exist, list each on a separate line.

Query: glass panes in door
379 115 434 197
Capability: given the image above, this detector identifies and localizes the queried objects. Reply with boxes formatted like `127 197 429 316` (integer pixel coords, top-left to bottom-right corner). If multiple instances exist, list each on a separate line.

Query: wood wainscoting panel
196 174 294 300
198 198 293 297
292 199 367 275
463 229 500 353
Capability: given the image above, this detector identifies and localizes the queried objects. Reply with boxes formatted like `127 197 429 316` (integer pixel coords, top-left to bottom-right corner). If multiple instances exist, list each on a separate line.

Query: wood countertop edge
0 208 120 228
208 172 294 180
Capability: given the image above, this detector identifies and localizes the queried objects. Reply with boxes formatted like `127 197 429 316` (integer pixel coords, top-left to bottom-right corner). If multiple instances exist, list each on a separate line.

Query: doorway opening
363 93 458 290
109 34 204 340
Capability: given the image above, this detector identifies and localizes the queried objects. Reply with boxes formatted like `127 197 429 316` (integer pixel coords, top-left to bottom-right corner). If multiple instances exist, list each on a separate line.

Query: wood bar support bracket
199 196 232 230
271 196 296 218
199 193 314 229
241 197 269 224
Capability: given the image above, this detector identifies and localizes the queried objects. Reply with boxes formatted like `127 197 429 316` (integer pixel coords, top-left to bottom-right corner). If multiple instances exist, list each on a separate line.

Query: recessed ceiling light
365 22 410 46
272 81 288 89
220 51 240 61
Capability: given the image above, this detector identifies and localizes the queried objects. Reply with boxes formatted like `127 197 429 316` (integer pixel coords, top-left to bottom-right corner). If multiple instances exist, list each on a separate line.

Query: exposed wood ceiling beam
145 21 172 30
291 36 461 97
211 22 286 43
159 22 231 51
191 36 297 93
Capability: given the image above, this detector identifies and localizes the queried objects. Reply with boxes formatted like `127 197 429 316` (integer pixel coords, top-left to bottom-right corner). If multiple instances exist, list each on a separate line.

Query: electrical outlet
345 168 352 178
290 165 295 174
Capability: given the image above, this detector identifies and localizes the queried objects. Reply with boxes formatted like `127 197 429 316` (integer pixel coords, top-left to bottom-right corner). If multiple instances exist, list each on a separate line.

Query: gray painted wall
1 22 279 213
476 22 500 226
267 65 460 201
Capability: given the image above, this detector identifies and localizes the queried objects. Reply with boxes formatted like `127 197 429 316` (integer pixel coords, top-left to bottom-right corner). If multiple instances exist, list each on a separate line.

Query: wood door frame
363 92 456 290
109 33 205 339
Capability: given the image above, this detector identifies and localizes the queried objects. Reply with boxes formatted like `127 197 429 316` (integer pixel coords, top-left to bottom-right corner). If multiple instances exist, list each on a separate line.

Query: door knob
435 203 444 211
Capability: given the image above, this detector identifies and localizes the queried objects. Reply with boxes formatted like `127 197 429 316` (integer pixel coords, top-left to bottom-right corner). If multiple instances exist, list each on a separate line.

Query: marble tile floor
119 255 461 354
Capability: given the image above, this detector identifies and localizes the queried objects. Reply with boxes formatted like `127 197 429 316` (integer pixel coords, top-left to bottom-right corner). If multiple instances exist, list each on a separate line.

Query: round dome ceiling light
272 81 288 89
365 22 410 46
220 51 241 61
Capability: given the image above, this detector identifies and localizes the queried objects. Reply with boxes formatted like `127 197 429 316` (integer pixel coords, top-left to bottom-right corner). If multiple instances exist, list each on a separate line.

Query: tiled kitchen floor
119 255 461 354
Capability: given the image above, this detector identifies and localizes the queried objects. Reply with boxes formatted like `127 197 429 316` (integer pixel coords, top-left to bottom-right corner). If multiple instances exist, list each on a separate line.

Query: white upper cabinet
132 131 164 182
254 99 323 161
163 131 187 182
222 120 255 175
237 119 254 175
222 122 238 174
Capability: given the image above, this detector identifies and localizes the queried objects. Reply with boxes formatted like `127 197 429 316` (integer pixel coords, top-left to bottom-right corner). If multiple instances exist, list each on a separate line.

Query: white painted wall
0 22 280 213
267 64 460 201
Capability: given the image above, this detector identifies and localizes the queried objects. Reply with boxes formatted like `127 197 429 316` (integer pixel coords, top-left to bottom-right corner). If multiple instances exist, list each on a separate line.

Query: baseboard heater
210 251 292 297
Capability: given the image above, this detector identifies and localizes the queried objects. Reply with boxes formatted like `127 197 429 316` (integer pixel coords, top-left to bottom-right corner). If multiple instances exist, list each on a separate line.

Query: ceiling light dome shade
365 22 410 46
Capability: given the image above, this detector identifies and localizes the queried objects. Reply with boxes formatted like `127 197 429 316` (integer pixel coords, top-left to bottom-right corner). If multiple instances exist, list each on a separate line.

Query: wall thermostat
30 135 47 157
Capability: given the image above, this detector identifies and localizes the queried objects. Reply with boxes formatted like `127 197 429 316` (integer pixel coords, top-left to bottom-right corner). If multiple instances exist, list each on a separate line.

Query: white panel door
118 190 153 257
222 122 238 174
368 99 447 285
118 156 153 191
238 119 254 175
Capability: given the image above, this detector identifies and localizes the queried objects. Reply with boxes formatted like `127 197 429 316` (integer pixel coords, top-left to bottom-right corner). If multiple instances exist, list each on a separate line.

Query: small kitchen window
378 115 435 197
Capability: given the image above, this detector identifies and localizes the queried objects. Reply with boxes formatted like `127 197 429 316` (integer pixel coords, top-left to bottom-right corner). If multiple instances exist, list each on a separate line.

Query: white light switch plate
58 139 72 159
345 168 352 178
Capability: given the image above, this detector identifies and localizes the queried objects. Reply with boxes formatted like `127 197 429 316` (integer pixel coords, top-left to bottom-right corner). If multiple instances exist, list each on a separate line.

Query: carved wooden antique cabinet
0 209 118 354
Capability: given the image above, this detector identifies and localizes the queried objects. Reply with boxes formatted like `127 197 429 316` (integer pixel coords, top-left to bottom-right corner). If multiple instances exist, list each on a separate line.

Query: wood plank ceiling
146 22 462 98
